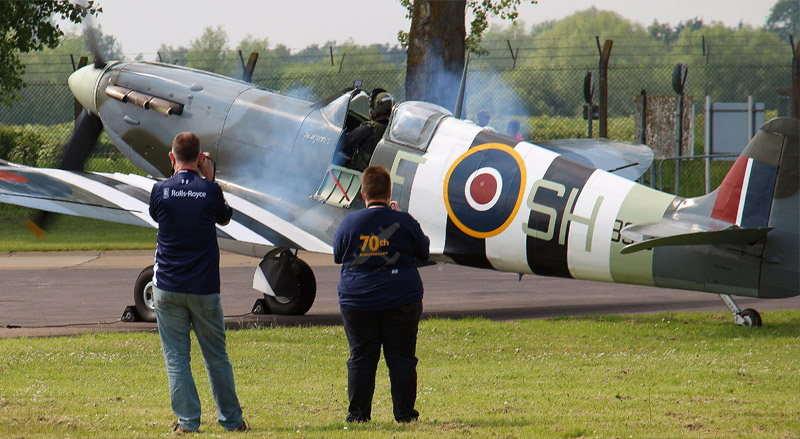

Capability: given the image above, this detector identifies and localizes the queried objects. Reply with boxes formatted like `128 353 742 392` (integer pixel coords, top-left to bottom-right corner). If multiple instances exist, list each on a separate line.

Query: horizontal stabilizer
620 218 772 254
535 139 654 181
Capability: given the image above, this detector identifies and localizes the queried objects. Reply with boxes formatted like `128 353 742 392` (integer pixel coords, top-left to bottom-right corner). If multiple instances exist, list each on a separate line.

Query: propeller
25 108 105 238
83 24 107 69
26 21 108 239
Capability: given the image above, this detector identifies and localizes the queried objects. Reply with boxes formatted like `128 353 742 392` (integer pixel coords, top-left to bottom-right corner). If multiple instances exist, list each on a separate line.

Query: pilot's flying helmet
369 88 394 117
368 88 386 107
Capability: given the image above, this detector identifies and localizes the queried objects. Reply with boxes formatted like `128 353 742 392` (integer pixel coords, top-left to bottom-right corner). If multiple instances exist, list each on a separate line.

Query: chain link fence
1 38 794 218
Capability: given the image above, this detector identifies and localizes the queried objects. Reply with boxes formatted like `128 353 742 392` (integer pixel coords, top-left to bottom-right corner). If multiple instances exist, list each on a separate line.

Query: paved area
1 250 798 338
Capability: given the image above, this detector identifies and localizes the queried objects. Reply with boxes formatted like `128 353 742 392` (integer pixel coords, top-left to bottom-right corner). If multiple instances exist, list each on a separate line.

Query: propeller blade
25 211 53 240
25 110 104 238
60 109 103 171
84 25 106 69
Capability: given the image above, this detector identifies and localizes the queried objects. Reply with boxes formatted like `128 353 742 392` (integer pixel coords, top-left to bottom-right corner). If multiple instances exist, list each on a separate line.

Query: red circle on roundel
0 170 27 183
469 173 497 205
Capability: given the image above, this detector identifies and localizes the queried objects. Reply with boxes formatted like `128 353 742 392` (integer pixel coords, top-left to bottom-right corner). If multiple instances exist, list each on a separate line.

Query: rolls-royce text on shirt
149 170 232 295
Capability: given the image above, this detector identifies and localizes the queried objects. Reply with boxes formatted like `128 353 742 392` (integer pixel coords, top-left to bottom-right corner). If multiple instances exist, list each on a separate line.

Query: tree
648 20 677 44
0 1 100 106
185 26 235 75
509 8 659 117
669 23 785 104
766 0 800 43
157 43 188 65
8 28 122 126
399 0 537 110
90 24 123 61
648 18 704 46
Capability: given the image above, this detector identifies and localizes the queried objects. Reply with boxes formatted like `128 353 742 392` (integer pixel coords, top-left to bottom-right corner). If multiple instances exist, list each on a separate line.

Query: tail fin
714 117 799 297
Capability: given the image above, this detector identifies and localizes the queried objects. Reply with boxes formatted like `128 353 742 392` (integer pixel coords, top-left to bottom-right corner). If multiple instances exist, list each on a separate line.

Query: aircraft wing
620 215 772 254
535 139 654 181
0 161 157 228
0 160 332 255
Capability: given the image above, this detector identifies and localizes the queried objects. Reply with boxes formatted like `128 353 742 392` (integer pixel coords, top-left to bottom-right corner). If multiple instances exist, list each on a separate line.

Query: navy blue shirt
334 204 430 311
149 170 232 295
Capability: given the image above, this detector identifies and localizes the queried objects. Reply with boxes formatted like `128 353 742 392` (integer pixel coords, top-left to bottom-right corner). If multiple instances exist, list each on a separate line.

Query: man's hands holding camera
198 152 215 181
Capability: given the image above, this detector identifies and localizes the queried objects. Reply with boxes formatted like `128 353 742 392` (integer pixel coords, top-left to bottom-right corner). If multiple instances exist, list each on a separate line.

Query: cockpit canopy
386 101 452 151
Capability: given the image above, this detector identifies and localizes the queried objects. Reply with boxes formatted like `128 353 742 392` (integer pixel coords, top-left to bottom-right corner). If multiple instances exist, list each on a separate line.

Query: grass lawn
0 212 156 252
0 312 798 438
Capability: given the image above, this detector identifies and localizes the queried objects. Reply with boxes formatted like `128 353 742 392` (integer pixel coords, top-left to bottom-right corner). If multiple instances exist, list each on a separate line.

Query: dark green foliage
766 0 800 43
0 125 58 167
0 0 100 106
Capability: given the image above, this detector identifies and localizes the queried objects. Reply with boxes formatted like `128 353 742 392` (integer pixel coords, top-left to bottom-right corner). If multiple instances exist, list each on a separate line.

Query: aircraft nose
68 64 104 115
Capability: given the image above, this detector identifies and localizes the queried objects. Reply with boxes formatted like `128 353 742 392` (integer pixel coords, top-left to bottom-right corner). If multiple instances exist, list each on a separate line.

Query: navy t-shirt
334 204 430 311
149 170 232 295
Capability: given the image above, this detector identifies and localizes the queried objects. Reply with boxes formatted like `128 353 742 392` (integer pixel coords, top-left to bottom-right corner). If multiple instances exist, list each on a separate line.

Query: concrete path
1 250 798 339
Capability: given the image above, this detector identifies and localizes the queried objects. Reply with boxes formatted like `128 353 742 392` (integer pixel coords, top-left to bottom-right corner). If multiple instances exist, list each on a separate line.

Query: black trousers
340 300 422 422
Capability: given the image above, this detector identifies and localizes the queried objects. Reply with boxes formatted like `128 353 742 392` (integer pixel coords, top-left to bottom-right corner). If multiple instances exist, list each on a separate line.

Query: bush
0 125 59 167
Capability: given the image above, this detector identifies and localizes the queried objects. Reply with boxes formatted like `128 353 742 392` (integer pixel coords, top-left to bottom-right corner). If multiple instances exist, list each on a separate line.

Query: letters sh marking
521 178 604 252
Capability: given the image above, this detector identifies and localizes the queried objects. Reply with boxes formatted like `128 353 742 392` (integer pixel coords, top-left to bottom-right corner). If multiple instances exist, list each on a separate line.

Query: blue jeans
153 286 243 431
340 300 422 422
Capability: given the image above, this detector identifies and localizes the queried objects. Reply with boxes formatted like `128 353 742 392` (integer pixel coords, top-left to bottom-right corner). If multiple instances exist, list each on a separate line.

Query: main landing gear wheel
263 258 316 315
134 265 157 322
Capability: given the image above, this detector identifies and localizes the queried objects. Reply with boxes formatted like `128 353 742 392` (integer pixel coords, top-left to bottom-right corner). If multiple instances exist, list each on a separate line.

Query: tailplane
621 117 798 298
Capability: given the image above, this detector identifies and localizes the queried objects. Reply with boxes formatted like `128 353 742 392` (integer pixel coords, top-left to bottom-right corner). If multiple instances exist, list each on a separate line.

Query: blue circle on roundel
446 147 522 236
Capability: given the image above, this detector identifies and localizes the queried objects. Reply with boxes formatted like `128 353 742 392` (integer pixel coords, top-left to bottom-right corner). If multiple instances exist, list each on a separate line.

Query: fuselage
70 61 797 300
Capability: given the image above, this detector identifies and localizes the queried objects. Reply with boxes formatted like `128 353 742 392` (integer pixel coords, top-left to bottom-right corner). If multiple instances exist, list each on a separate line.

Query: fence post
506 40 518 69
640 89 656 188
672 63 688 196
595 37 613 138
704 96 712 194
791 36 799 118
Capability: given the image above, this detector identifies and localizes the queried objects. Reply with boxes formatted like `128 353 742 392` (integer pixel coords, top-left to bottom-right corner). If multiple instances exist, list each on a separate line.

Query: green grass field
0 313 798 438
0 212 156 252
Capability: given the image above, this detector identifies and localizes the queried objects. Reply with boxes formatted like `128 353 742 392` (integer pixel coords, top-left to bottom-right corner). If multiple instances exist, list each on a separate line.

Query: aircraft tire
739 308 762 327
263 258 316 315
134 265 157 322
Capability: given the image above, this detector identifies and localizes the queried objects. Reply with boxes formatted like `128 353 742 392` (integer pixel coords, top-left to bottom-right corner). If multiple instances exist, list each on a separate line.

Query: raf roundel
443 143 526 238
465 167 502 211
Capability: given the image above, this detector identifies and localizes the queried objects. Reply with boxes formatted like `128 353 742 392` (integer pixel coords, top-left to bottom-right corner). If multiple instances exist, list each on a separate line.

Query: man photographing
333 166 430 423
148 132 249 433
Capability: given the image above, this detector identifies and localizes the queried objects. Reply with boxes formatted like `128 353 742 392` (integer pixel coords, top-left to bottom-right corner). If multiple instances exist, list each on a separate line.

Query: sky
77 0 778 56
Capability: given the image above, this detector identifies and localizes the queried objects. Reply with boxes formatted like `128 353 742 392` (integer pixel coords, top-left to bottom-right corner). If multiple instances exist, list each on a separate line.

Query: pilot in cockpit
341 88 394 171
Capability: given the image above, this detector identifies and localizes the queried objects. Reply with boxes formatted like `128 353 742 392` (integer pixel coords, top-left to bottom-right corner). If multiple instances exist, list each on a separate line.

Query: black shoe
346 414 370 423
230 419 250 432
397 416 418 423
172 423 196 434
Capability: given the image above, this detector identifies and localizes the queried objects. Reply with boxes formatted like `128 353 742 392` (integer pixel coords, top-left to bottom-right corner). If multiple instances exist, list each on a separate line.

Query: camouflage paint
609 184 676 286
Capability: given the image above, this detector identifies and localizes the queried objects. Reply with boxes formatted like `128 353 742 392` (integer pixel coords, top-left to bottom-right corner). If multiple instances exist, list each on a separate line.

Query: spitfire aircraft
0 55 797 326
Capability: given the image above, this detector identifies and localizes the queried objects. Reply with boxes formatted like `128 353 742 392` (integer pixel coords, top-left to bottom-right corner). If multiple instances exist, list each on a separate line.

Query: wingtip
25 218 49 240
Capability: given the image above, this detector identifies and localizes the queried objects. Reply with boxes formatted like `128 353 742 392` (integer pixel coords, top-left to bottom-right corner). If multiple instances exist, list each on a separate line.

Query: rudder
722 118 800 298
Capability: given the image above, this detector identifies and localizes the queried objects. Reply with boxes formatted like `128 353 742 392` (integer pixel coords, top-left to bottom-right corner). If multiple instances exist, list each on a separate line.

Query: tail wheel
134 265 156 322
264 258 316 315
738 308 762 327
